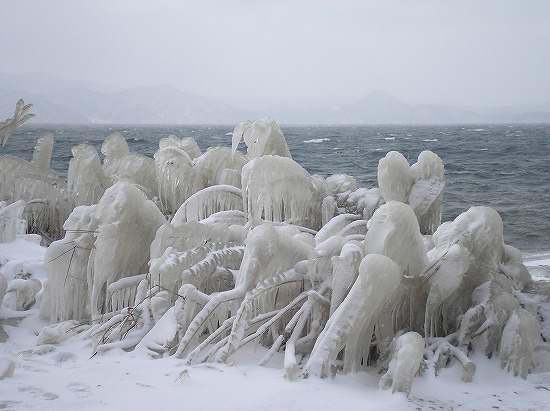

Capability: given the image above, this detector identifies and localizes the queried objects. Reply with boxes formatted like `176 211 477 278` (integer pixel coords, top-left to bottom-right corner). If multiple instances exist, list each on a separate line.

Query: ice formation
87 182 166 319
5 278 42 311
68 144 110 206
232 117 291 159
0 200 27 243
0 98 34 147
303 254 403 378
102 133 158 199
154 142 246 216
0 135 69 239
172 185 243 223
44 205 98 323
379 332 424 396
378 150 445 234
2 117 549 399
242 155 325 229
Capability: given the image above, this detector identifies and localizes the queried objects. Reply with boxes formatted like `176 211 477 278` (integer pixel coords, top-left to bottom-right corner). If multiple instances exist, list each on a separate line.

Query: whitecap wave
304 138 330 143
422 138 438 142
524 252 550 267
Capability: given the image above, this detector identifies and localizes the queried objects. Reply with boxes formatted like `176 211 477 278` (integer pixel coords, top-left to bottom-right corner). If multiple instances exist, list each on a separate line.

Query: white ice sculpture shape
325 174 358 207
0 98 34 147
154 145 247 216
232 117 291 159
377 151 414 204
102 133 158 199
101 132 130 166
158 135 202 160
154 145 194 215
409 151 445 234
308 214 367 282
30 132 54 172
500 244 532 291
432 206 505 295
44 205 98 323
378 151 445 234
364 201 426 278
0 200 26 243
379 331 424 396
307 235 347 282
315 213 363 244
321 196 338 226
500 307 541 379
87 182 166 319
458 280 541 378
330 242 363 315
423 242 471 339
193 146 247 190
0 136 68 240
150 221 244 262
172 185 243 223
345 187 384 220
303 254 403 377
236 224 314 294
68 144 111 206
180 137 202 160
242 155 324 229
363 201 427 336
6 278 42 310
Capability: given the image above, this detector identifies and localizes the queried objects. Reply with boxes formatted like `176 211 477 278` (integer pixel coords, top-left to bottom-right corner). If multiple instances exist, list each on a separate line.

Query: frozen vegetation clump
2 117 549 399
1 132 70 240
0 99 35 147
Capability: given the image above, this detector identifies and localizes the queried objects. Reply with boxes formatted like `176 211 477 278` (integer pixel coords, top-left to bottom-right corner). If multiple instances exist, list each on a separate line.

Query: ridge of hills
1 72 549 124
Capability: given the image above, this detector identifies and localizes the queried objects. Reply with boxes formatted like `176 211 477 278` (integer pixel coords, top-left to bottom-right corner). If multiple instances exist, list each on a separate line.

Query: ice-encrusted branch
0 99 35 147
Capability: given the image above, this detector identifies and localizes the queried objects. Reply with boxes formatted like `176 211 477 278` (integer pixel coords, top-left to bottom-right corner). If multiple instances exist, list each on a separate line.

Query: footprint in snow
52 351 77 368
67 382 92 398
17 385 59 401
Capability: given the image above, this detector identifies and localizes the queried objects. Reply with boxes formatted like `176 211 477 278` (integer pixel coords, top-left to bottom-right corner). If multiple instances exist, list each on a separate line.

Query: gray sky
1 0 549 108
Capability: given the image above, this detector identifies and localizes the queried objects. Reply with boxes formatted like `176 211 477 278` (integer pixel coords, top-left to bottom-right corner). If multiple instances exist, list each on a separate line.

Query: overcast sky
1 0 549 108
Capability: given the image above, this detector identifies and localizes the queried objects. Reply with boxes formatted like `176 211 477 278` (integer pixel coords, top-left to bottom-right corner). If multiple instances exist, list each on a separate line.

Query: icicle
173 185 243 223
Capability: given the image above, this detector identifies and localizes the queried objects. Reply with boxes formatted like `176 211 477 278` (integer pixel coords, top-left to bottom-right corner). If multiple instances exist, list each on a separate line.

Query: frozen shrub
0 200 26 243
68 144 110 206
0 98 34 147
232 117 291 159
6 278 42 310
242 155 324 229
379 332 424 396
88 182 166 319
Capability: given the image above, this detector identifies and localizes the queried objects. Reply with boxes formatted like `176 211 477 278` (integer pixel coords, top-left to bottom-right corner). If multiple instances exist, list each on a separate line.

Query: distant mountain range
1 72 550 124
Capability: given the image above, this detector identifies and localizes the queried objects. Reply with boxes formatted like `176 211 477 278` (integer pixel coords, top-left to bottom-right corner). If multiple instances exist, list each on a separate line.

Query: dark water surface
3 123 549 253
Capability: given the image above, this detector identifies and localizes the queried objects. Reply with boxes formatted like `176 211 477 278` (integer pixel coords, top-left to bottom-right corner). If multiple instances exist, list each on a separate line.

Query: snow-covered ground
1 237 550 410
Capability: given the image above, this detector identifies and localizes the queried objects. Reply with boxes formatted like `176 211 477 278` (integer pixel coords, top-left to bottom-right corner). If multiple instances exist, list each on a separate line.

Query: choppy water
3 123 549 253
